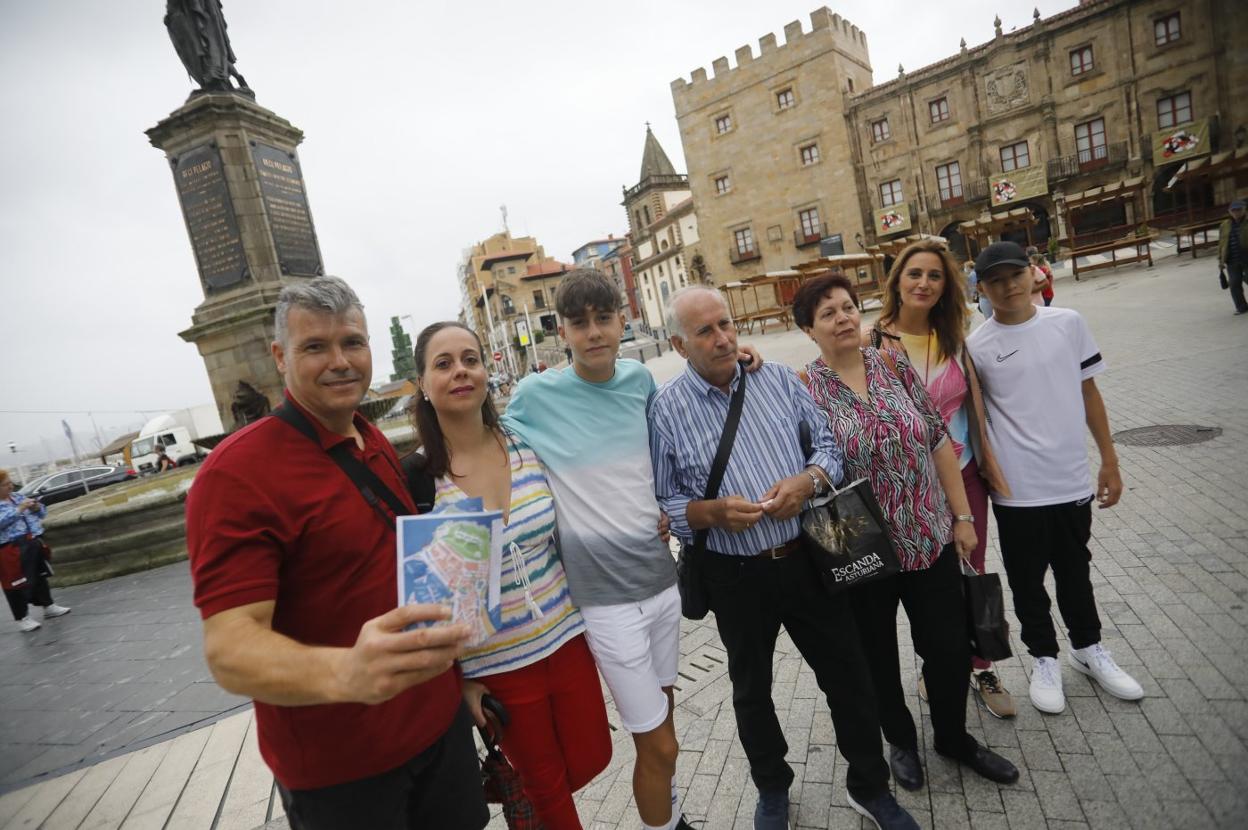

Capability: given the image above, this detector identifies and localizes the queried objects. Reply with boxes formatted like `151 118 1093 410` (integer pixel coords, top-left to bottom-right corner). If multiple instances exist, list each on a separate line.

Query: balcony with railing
623 173 689 203
794 223 827 248
926 178 988 215
729 245 762 265
1047 140 1128 181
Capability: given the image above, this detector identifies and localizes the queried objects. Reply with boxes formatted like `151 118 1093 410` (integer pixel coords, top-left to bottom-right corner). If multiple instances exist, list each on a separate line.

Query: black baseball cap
974 241 1030 277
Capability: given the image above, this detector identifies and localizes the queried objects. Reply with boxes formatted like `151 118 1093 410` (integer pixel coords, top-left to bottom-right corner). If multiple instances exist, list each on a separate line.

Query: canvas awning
1062 177 1146 211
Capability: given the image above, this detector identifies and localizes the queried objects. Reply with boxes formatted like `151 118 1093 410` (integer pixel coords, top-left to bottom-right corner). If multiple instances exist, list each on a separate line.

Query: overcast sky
0 0 1059 465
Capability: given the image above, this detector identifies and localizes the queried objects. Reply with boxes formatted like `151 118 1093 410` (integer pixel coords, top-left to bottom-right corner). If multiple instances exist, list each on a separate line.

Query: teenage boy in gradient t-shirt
967 241 1144 719
503 269 759 830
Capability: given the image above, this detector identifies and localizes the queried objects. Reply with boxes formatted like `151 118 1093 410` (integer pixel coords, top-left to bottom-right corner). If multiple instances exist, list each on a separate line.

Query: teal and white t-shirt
502 359 676 608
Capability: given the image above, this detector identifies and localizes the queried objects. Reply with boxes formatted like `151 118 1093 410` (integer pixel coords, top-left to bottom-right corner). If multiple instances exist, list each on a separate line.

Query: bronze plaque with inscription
250 141 324 277
173 144 248 291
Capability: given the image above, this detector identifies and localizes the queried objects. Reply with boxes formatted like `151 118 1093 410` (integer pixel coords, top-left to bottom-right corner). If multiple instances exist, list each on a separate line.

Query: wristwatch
954 514 975 524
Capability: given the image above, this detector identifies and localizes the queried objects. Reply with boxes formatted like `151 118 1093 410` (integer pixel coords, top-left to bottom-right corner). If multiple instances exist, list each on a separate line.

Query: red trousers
483 634 611 830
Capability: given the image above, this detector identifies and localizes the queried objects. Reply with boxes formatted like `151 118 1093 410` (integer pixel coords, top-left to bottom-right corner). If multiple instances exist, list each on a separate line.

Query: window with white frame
1156 91 1192 129
798 207 821 240
733 227 755 255
1000 141 1030 171
1154 12 1180 46
879 179 903 207
936 161 963 202
1075 118 1107 164
1069 46 1093 76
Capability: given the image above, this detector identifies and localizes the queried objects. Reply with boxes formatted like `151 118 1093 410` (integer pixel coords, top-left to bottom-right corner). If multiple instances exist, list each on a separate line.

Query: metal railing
729 246 762 265
794 223 827 248
926 178 987 214
623 174 689 202
1047 140 1128 180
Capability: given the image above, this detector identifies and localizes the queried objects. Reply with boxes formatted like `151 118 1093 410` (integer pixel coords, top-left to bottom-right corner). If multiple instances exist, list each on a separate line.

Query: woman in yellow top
863 239 1017 720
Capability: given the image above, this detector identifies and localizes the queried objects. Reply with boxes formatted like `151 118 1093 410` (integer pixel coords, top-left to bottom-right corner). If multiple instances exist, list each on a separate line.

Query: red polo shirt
185 395 460 789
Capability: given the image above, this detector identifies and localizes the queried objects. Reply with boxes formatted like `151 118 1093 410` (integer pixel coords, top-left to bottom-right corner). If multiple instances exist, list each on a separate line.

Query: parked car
19 465 138 506
620 321 637 343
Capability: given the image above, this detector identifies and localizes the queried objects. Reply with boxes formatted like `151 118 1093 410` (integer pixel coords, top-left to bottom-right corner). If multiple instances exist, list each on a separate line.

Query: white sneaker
1029 656 1066 713
1069 643 1144 701
42 604 71 619
16 616 41 633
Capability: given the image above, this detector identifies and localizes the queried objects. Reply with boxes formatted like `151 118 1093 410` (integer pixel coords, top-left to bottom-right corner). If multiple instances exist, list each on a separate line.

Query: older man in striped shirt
648 286 916 830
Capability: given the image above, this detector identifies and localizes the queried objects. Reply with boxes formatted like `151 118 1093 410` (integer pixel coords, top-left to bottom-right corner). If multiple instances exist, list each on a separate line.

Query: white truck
130 405 224 474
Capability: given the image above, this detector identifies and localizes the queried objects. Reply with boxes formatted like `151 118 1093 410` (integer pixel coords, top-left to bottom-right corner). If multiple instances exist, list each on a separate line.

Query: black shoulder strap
693 362 748 553
401 451 437 514
272 403 411 523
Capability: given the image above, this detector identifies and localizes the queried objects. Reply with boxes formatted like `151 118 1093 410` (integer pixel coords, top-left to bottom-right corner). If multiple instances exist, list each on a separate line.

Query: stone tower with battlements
671 8 872 283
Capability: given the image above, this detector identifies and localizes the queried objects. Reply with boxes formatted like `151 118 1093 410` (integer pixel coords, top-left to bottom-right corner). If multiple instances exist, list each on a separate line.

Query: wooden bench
1174 220 1220 258
1070 234 1156 280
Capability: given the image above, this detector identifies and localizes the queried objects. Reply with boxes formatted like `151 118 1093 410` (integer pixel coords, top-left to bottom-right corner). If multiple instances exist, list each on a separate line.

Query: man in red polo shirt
185 276 487 830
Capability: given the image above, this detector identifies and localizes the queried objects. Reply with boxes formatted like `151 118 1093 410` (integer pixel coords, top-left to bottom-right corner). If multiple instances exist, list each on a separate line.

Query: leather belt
752 539 802 560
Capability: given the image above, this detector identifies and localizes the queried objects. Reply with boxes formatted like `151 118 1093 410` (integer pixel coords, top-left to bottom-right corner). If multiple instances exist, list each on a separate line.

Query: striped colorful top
804 348 951 572
434 434 584 678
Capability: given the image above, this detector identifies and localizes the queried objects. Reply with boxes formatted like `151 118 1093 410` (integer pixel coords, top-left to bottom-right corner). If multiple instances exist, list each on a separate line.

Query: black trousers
993 499 1102 658
1228 260 1247 313
276 703 489 830
703 544 890 801
849 544 977 760
4 537 54 621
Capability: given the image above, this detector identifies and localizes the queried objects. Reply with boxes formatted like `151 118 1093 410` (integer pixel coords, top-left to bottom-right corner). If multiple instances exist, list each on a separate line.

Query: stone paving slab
1 252 1245 828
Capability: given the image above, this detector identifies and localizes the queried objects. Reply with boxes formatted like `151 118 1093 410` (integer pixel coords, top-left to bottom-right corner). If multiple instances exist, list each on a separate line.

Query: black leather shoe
952 742 1020 785
888 744 924 791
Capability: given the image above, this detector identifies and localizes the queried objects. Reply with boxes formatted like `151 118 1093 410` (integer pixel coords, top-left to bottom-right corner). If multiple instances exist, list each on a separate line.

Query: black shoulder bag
400 451 437 514
677 362 748 620
271 404 411 523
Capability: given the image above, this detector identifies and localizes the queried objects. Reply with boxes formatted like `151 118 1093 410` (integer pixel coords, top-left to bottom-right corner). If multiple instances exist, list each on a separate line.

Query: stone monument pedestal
146 93 324 430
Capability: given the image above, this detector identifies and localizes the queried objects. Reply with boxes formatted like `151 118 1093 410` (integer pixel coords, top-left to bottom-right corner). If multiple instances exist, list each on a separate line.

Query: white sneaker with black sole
1029 656 1065 714
1069 643 1143 700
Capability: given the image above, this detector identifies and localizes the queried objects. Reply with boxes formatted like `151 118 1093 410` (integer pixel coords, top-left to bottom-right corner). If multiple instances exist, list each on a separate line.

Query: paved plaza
1 249 1246 829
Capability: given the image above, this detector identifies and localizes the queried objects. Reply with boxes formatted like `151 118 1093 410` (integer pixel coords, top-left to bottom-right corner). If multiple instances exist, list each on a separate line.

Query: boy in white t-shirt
966 241 1143 716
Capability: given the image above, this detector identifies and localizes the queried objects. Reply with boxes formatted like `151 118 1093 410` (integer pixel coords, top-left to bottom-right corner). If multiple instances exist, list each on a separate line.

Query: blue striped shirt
648 361 843 555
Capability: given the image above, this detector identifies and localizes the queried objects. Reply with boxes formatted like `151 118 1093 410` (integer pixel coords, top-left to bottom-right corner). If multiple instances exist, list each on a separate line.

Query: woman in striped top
410 321 611 830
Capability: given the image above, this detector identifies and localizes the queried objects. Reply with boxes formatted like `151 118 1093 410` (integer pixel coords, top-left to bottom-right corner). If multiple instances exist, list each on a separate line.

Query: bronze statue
230 380 271 430
164 0 254 98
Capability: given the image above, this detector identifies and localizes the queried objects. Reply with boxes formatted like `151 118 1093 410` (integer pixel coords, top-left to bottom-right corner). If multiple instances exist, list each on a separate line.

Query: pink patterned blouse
805 347 952 571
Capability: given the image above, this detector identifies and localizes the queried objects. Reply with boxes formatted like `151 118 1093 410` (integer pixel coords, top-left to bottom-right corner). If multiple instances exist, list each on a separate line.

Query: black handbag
1219 266 1229 290
797 421 902 594
962 561 1013 662
676 362 748 620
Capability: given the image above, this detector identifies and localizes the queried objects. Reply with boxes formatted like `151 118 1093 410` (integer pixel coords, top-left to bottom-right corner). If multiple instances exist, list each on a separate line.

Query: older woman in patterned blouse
794 274 1019 791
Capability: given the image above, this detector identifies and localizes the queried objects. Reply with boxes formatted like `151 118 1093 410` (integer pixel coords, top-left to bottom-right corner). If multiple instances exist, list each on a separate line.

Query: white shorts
580 583 682 734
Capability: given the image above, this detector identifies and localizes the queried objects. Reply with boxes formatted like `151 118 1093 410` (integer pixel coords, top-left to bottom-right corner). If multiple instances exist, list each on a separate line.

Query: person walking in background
798 275 1019 794
651 285 918 830
1032 253 1055 306
1218 198 1248 315
966 262 992 319
969 242 1144 716
408 321 611 830
865 240 1017 720
0 469 71 633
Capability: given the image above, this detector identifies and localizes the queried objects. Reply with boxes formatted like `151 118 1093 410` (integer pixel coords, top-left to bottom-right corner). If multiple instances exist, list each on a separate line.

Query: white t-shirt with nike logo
966 306 1106 507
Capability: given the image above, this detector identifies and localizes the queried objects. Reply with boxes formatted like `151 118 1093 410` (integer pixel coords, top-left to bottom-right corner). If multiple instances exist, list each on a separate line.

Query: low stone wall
42 474 195 587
